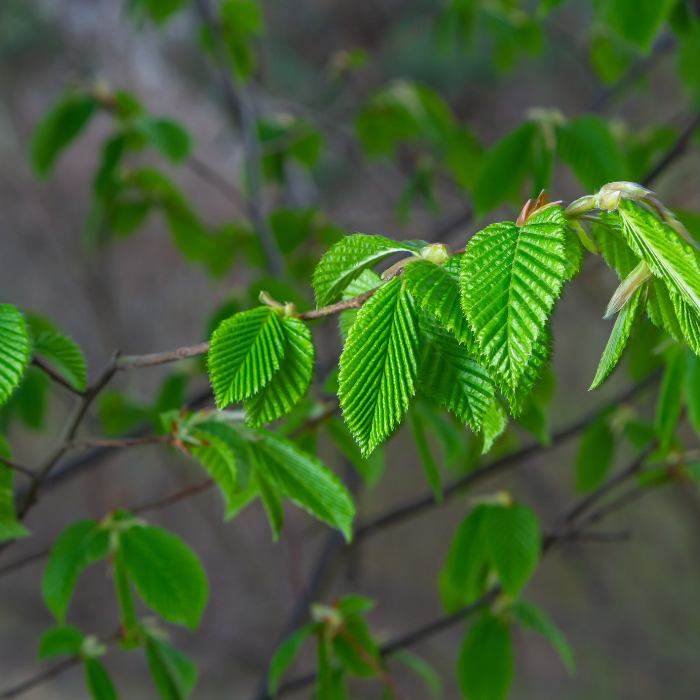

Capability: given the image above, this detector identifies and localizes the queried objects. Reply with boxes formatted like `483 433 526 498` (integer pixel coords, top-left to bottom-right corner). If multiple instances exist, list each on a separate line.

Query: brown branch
74 435 174 449
116 342 210 370
0 455 36 481
32 357 85 397
186 156 247 212
0 658 81 700
0 547 50 577
131 478 215 516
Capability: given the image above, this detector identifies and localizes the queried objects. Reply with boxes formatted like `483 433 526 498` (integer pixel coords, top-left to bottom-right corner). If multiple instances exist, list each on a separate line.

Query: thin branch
74 435 174 449
0 547 50 577
0 455 37 481
0 658 81 700
186 156 247 212
116 342 210 370
131 478 215 516
32 357 85 397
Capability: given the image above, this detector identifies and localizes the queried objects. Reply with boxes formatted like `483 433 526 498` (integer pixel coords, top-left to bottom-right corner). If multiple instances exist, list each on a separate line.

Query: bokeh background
1 0 700 698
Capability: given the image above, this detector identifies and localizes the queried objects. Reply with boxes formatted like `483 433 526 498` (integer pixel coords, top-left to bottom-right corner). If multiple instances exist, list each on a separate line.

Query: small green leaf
511 600 575 674
458 616 514 700
685 350 700 438
42 520 109 622
408 404 442 501
337 595 375 615
0 304 31 408
120 524 208 629
333 614 379 677
0 436 29 542
603 0 676 51
84 658 118 700
38 626 84 660
392 650 442 698
269 626 314 695
325 417 385 487
576 410 615 492
146 637 198 700
137 118 191 163
34 331 87 392
189 427 239 517
256 469 285 540
656 346 685 455
481 399 509 455
208 307 285 409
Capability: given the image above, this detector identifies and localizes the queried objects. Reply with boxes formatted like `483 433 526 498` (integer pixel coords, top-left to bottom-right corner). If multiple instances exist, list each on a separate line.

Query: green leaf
590 284 644 390
481 399 509 455
576 410 615 492
84 658 118 700
268 625 314 695
511 600 575 674
137 118 191 163
245 317 314 427
339 278 420 455
30 90 98 178
337 595 375 615
656 346 685 455
312 234 423 308
403 258 474 344
603 0 676 51
146 637 198 700
592 214 641 280
129 0 187 24
33 331 87 392
461 206 568 391
38 626 84 660
333 614 379 677
0 436 29 542
325 417 385 487
458 616 513 700
250 430 355 540
120 524 208 629
556 116 627 191
256 469 285 540
392 650 442 698
473 122 536 215
42 520 109 622
0 304 31 407
685 350 700 439
208 307 285 409
439 505 490 612
339 270 382 342
419 320 495 432
678 21 700 102
269 208 317 254
408 404 442 501
483 503 541 596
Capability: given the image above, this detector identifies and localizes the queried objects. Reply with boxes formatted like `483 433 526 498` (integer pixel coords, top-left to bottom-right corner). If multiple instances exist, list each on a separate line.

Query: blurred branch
0 658 81 700
186 155 247 212
0 455 36 481
32 357 85 398
0 548 50 578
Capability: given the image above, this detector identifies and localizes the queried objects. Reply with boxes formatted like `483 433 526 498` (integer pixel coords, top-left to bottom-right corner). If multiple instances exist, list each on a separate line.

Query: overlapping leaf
338 270 381 342
0 435 29 542
313 234 423 308
461 207 568 391
339 278 419 455
34 331 87 392
0 304 31 408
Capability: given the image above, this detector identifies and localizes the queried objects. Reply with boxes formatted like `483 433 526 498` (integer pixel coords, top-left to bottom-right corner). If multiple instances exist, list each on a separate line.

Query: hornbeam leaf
313 234 424 308
0 304 31 407
0 436 29 542
339 278 420 455
591 284 645 390
403 257 474 345
461 206 568 391
647 278 684 342
338 270 382 342
419 320 494 432
591 214 640 280
207 307 285 408
481 399 508 455
245 317 314 427
34 331 87 392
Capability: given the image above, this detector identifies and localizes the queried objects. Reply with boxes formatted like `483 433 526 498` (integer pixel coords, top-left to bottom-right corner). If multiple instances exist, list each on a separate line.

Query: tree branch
32 357 85 397
0 658 81 700
0 455 36 481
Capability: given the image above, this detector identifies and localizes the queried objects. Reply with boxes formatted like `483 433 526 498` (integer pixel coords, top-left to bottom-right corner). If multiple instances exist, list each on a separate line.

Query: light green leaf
38 626 84 660
339 278 420 455
338 270 382 342
0 436 29 542
313 234 423 308
0 304 31 407
333 614 378 677
269 626 314 695
461 206 568 391
120 524 208 629
325 417 385 487
576 410 615 492
458 616 513 700
189 428 238 517
419 320 495 432
590 284 645 389
592 214 641 280
246 317 314 427
392 650 442 698
42 520 110 622
511 600 575 674
84 658 117 700
481 399 509 455
208 307 285 409
34 331 87 392
483 503 541 596
656 346 685 455
685 350 700 438
146 637 198 700
30 90 98 178
604 0 676 51
403 257 474 345
408 404 442 501
136 118 191 163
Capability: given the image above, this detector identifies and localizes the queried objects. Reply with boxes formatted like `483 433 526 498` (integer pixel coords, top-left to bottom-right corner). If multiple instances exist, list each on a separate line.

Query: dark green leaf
656 346 685 455
685 350 700 438
34 331 87 391
268 626 314 695
408 405 442 501
325 417 385 487
84 658 118 700
576 410 615 492
603 0 676 51
146 637 198 700
38 626 84 660
137 118 191 163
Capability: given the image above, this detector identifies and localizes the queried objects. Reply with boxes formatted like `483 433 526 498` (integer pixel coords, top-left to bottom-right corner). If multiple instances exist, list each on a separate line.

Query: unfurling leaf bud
565 195 597 217
419 243 452 264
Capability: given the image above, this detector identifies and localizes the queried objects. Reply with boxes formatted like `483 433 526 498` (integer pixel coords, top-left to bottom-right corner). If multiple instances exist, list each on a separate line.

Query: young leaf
604 0 676 51
250 430 355 540
483 503 541 596
268 625 314 695
312 234 423 308
461 206 568 391
392 650 442 698
408 405 443 501
146 637 198 700
511 600 575 674
590 284 645 390
30 90 98 178
576 410 615 492
592 215 640 280
325 417 385 487
42 520 110 622
84 658 118 700
208 307 285 409
0 436 29 542
136 118 191 163
481 399 509 455
256 469 285 541
333 614 379 677
119 524 208 629
339 277 420 455
403 257 474 344
685 350 700 438
245 317 314 427
34 331 88 392
339 270 382 341
458 616 514 700
656 346 685 455
0 304 31 407
38 626 84 660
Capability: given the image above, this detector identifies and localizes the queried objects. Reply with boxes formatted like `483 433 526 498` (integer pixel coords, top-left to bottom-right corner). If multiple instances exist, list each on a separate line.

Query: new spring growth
258 291 297 317
380 242 452 280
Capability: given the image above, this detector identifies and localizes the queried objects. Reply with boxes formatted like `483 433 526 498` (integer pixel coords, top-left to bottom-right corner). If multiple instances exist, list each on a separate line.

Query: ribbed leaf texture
250 430 355 540
339 277 419 455
461 206 568 391
338 270 381 342
481 399 508 454
208 307 285 408
502 326 552 414
246 317 314 427
34 331 87 392
591 285 645 389
313 234 423 308
419 319 494 431
0 304 31 407
404 258 474 345
591 213 640 280
647 279 700 356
